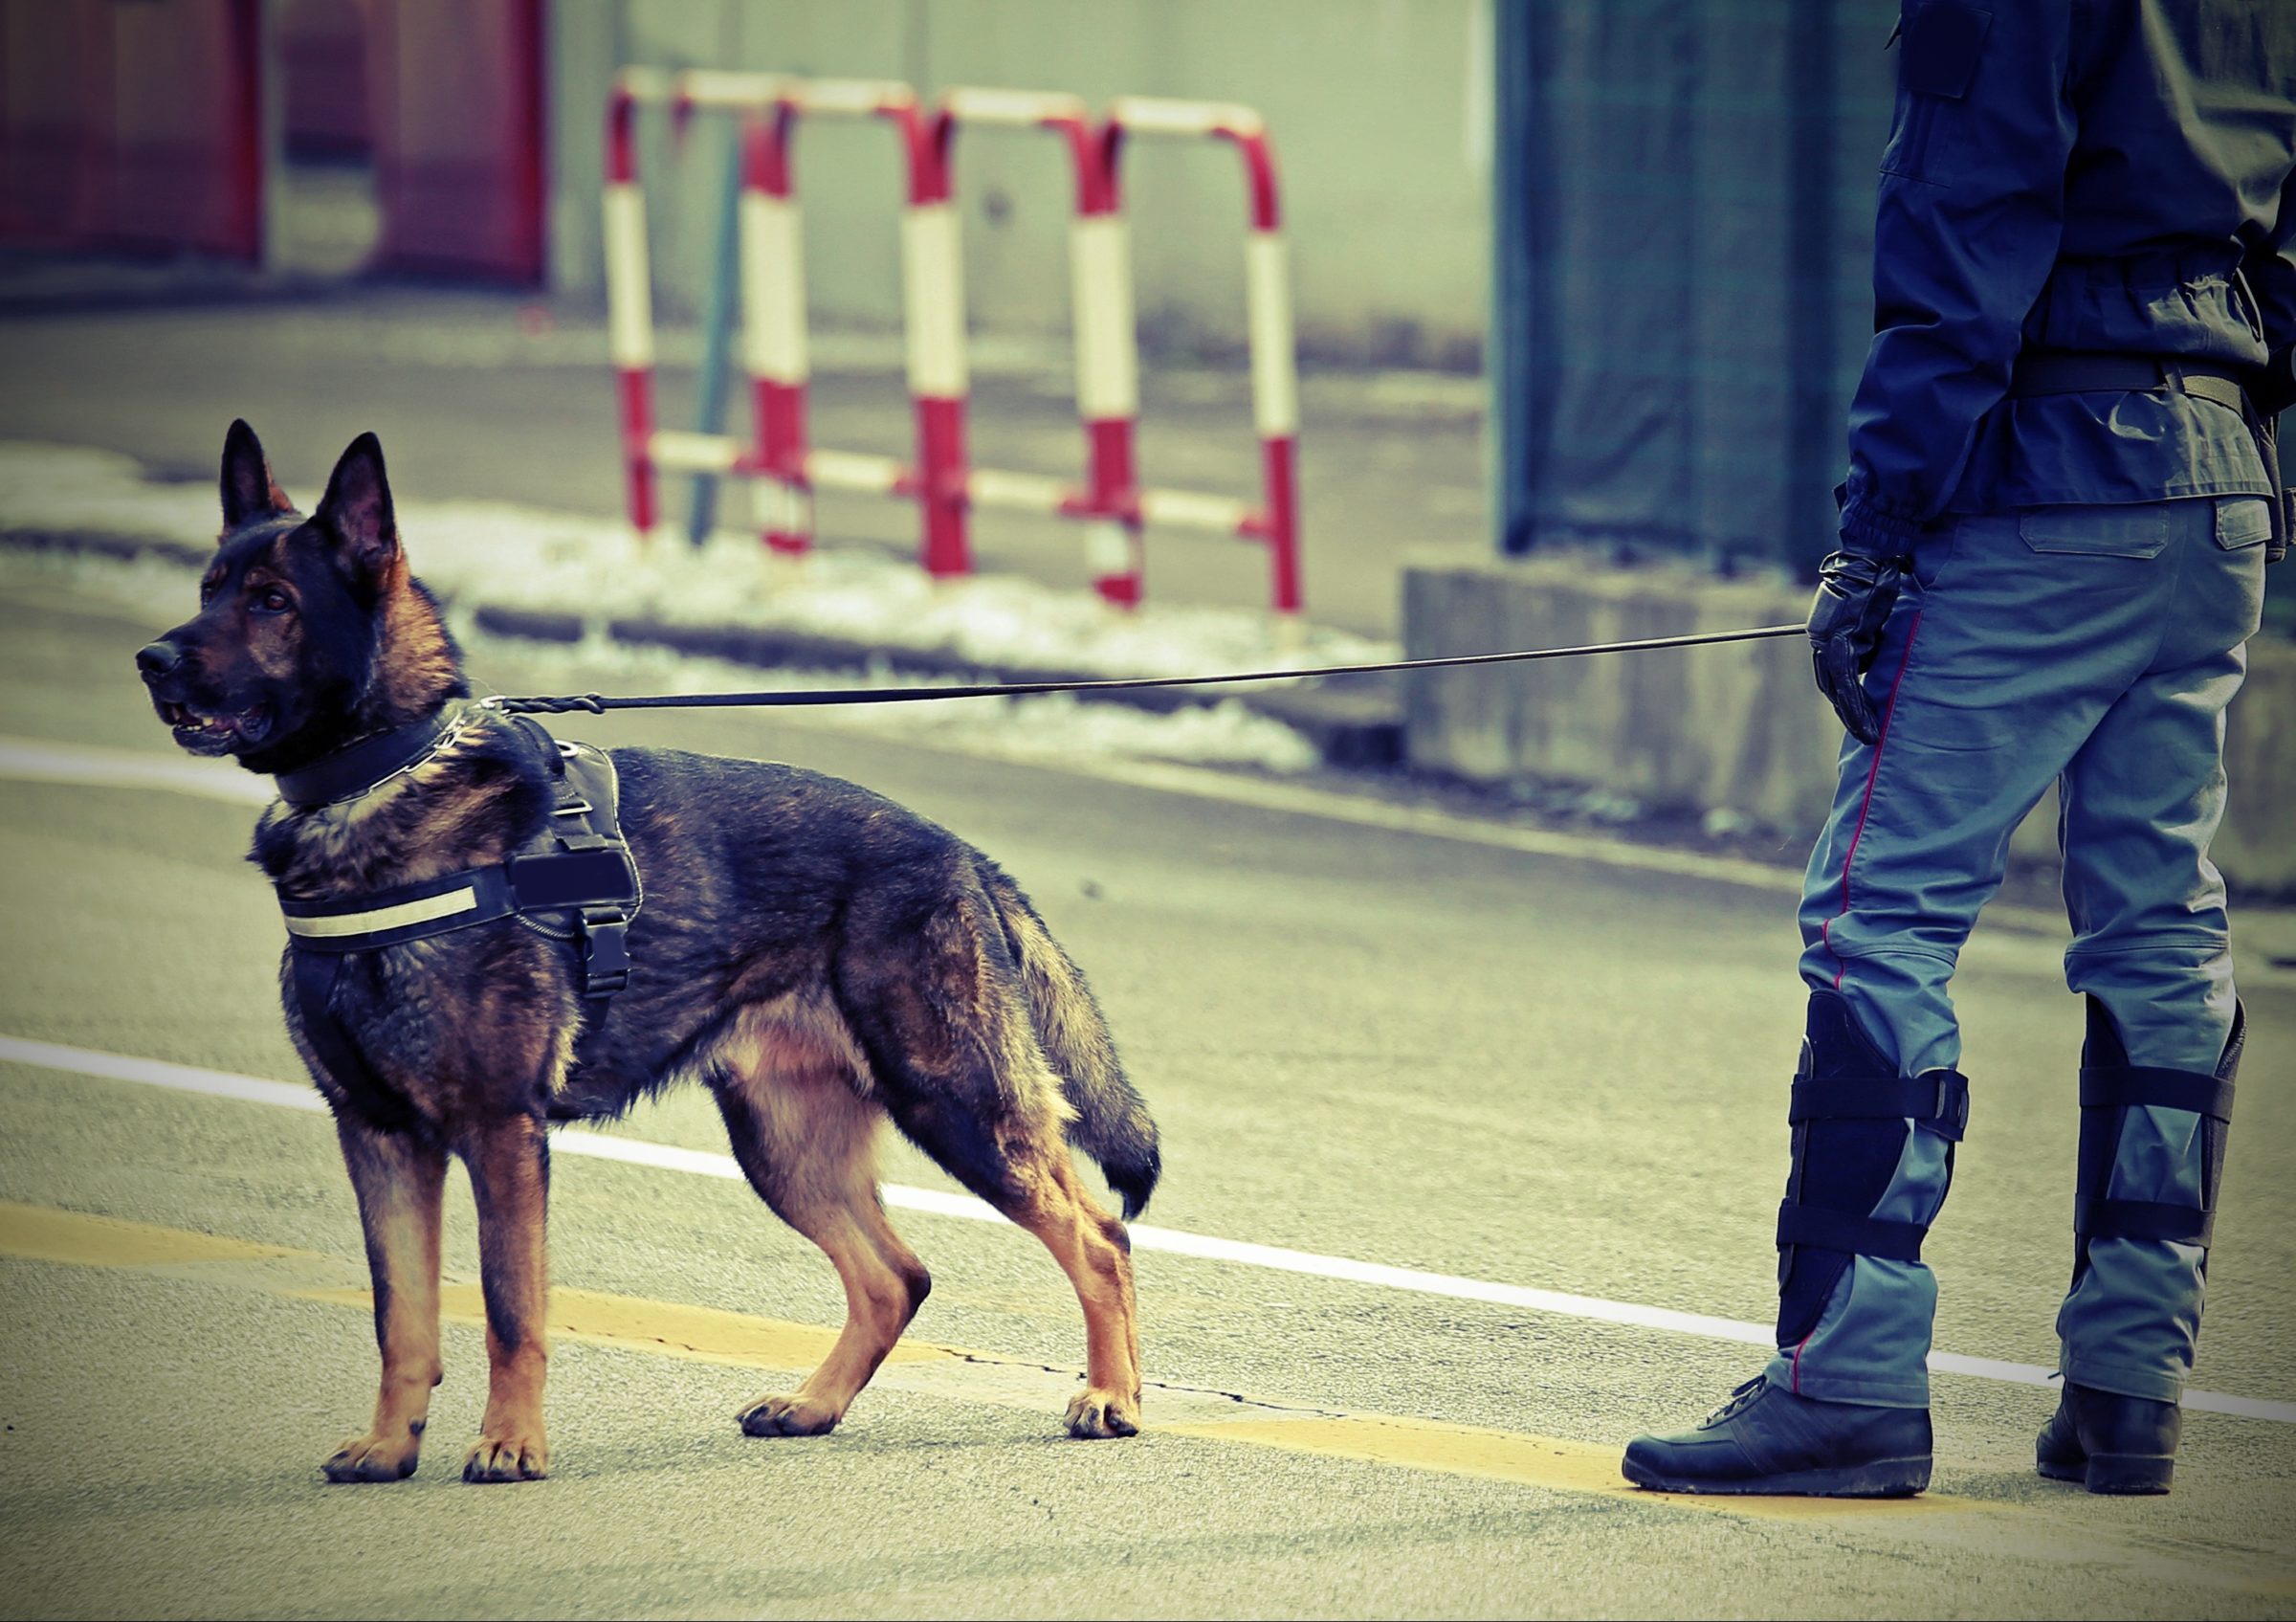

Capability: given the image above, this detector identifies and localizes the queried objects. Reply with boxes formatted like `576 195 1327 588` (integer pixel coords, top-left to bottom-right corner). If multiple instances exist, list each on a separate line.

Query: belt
2007 353 2250 415
2007 350 2287 565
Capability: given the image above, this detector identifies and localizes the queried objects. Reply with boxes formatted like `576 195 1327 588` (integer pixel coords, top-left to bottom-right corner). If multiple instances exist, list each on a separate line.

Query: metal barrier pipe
941 88 1142 607
738 102 810 555
688 120 745 546
603 78 658 537
1106 97 1303 619
877 89 969 579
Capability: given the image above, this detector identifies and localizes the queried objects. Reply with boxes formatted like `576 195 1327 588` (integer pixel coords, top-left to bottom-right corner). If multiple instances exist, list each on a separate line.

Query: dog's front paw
738 1392 842 1437
321 1425 422 1483
462 1427 549 1483
1064 1388 1141 1439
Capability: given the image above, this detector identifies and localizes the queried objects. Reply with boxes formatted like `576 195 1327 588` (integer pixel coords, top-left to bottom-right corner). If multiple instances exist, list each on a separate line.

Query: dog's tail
984 869 1161 1219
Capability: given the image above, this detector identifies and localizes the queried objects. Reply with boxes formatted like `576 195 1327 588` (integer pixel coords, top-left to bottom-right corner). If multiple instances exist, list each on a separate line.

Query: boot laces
1703 1376 1768 1428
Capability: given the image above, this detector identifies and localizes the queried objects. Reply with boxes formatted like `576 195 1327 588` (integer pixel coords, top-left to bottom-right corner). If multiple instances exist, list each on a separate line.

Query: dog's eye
251 587 293 615
199 577 221 604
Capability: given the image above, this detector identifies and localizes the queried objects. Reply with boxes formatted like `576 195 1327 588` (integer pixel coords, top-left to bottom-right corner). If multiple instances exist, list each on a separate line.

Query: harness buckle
580 906 631 997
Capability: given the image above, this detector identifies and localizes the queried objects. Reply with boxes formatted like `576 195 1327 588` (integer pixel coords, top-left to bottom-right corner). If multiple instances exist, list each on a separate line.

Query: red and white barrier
603 81 659 538
1106 97 1302 620
737 101 807 555
891 92 969 580
602 71 1302 619
939 87 1144 607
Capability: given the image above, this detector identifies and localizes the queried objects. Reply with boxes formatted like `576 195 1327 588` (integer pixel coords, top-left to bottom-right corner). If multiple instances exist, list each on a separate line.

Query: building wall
546 0 1492 366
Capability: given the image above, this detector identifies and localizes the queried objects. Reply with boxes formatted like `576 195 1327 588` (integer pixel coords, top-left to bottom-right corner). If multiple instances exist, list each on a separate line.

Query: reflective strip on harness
275 730 640 975
277 725 642 1126
283 885 482 940
279 851 635 956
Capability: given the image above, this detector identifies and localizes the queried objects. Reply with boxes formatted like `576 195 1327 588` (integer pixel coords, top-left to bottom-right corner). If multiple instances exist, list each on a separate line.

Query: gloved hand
1807 547 1904 746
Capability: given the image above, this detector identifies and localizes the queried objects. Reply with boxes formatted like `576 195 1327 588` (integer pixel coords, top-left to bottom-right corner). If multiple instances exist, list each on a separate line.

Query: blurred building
1 0 1905 571
0 0 1492 360
1 0 544 280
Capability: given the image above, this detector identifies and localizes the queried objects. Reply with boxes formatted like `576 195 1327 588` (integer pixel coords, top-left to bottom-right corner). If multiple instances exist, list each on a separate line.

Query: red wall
367 0 546 284
0 0 546 283
0 0 264 260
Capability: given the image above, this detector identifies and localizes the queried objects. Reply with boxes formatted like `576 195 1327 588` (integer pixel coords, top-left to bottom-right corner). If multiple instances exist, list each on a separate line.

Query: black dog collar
273 700 474 810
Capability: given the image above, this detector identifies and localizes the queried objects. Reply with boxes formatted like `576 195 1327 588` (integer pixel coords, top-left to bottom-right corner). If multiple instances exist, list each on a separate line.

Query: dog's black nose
135 640 182 679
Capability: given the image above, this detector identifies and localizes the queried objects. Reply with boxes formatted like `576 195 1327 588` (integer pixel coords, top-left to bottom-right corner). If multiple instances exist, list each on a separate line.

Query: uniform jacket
1841 0 2296 551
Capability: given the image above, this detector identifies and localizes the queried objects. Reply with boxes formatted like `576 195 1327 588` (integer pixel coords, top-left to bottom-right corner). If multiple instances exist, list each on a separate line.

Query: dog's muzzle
141 643 273 754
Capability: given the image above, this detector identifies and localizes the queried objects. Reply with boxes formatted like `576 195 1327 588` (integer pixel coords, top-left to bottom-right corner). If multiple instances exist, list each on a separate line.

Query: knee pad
1776 990 1970 1347
2073 997 2241 1280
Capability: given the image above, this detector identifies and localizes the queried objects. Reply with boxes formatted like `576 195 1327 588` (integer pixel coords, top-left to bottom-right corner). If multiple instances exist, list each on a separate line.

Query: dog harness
272 706 641 1121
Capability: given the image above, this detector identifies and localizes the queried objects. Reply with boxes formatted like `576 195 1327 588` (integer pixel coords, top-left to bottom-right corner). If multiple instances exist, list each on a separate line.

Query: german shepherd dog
137 422 1159 1482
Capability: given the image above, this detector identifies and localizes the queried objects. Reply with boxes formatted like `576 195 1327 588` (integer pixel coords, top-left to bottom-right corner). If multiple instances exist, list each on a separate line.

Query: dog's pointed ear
220 419 294 532
312 432 402 595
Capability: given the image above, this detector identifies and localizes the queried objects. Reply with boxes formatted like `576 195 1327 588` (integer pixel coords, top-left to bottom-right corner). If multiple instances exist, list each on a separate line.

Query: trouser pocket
2020 505 2171 559
2214 495 2272 550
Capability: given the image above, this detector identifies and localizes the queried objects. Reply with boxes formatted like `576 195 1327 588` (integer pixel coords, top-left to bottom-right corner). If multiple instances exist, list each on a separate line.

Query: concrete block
1405 553 1834 822
1402 554 2296 899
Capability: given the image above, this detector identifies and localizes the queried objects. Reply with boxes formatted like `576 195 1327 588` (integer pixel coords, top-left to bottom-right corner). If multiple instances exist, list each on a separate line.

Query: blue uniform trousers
1767 494 2269 1408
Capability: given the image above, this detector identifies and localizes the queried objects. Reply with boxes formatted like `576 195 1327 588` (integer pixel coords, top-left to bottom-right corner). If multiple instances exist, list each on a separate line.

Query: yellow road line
299 1282 1958 1522
10 1196 2296 1587
0 1199 295 1269
0 1199 1966 1528
297 1283 951 1372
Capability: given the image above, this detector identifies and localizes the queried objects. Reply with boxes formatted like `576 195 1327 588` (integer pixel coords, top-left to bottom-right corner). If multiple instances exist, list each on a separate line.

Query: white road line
0 738 275 805
2 1033 2288 1426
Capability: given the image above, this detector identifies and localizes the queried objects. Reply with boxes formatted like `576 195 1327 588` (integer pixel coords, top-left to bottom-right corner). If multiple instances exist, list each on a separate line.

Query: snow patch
0 441 1391 680
455 618 1322 772
0 471 1324 774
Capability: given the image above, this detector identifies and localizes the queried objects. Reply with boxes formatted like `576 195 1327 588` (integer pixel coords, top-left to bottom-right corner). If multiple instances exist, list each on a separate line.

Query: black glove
1807 547 1904 746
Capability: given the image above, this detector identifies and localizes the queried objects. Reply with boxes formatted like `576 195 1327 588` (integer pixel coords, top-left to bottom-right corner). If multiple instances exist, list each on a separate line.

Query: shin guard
2072 997 2241 1286
1776 991 1970 1347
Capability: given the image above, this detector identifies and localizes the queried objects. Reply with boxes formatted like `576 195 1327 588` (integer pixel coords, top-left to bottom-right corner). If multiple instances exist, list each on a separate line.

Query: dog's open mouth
157 699 272 754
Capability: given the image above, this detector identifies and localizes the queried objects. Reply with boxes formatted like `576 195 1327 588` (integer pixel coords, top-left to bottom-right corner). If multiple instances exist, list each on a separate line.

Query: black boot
1623 1376 1932 1497
2037 1382 2180 1495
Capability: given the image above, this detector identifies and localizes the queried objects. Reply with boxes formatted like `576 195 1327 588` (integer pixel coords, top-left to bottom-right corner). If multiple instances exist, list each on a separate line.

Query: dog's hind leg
460 1115 552 1482
884 1075 1143 1438
714 1055 932 1438
991 1149 1144 1439
852 897 1143 1436
324 1115 447 1483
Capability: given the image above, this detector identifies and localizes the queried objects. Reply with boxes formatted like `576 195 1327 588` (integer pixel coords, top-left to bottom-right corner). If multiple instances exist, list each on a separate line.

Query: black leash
480 622 1809 717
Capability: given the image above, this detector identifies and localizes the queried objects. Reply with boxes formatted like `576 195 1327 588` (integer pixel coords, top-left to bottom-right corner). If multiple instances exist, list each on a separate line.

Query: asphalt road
2 582 2293 1619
